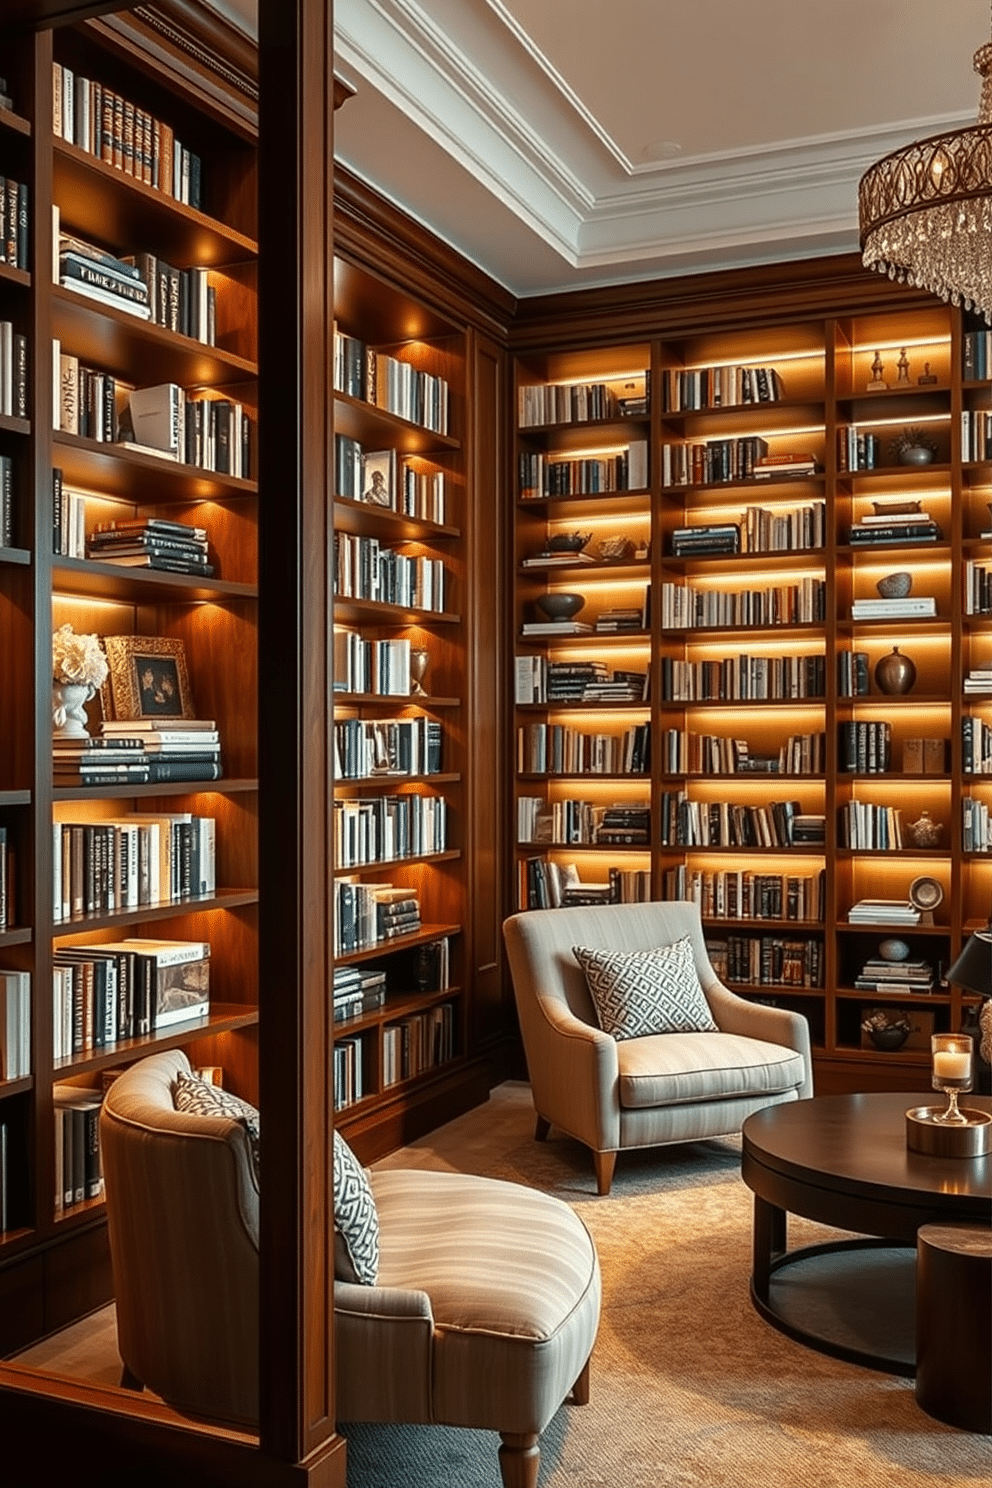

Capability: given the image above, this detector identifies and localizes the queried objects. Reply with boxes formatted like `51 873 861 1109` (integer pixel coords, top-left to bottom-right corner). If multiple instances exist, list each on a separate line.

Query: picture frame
361 448 397 509
101 635 196 721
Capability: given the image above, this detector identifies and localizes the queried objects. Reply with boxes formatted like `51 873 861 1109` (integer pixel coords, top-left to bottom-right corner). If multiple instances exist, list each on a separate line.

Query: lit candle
933 1050 971 1081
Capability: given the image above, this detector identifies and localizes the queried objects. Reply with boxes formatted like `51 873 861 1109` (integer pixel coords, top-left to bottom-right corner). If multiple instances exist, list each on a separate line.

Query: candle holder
906 1033 992 1156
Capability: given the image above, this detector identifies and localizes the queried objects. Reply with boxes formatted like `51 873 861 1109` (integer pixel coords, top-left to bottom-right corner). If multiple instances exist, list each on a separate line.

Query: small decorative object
907 810 943 848
866 350 888 391
906 1032 992 1155
888 425 938 466
930 1034 974 1124
101 634 195 721
909 874 944 926
409 647 430 696
874 645 916 695
876 570 912 599
596 535 636 562
878 938 911 962
862 1009 912 1050
536 592 585 622
545 532 592 554
52 623 109 738
896 347 911 385
873 497 922 517
918 361 938 385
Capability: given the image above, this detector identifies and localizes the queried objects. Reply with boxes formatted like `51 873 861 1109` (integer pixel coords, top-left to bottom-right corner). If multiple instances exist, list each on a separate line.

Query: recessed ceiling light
641 140 683 160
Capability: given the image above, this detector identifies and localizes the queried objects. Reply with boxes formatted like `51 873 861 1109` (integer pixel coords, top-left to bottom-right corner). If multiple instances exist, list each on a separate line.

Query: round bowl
899 446 935 466
536 591 585 621
546 532 591 554
876 571 912 599
869 1026 910 1051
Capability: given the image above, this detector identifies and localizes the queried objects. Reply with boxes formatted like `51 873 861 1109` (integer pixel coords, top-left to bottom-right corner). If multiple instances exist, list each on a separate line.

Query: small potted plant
52 623 108 738
861 1009 913 1051
888 426 938 466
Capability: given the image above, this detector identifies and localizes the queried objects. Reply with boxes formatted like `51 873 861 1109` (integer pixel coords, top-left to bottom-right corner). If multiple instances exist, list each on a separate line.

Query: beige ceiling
221 0 991 296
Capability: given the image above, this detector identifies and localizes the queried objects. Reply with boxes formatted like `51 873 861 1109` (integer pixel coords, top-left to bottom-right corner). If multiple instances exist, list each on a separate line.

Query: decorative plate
909 875 944 912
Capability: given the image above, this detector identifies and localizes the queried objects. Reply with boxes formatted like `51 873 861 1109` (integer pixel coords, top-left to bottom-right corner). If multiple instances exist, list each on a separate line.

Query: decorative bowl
545 532 592 554
536 592 585 621
869 1025 911 1051
873 499 921 516
876 571 912 599
898 445 935 466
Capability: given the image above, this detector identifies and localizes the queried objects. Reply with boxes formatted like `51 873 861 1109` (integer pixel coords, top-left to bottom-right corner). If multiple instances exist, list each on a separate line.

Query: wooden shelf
333 391 460 455
53 554 256 603
332 850 461 879
334 496 459 542
334 597 461 626
52 888 258 937
0 261 29 289
334 691 460 709
335 772 460 789
0 546 31 567
0 928 32 950
53 777 257 801
0 107 31 138
335 923 461 967
52 430 257 502
334 985 461 1036
0 413 29 437
52 1002 258 1078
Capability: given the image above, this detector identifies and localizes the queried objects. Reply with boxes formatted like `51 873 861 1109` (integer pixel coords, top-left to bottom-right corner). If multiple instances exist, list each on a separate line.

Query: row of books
334 438 447 525
963 328 992 381
740 502 826 552
58 232 217 347
965 559 992 615
52 62 202 207
962 715 992 773
660 794 824 849
837 428 882 471
53 721 222 788
332 793 447 869
838 722 892 774
333 631 415 697
0 320 28 419
961 410 992 463
0 454 12 547
660 577 826 631
53 1083 104 1212
0 175 28 270
332 965 387 1024
0 825 11 932
333 1036 364 1110
706 933 824 989
518 377 646 427
332 332 450 434
847 508 942 546
54 359 253 478
334 715 442 780
332 880 425 957
838 802 907 851
517 800 650 847
334 533 447 612
52 939 210 1059
516 722 650 776
660 435 770 487
52 813 216 923
518 858 651 910
962 796 992 853
514 658 649 705
836 649 870 697
0 971 31 1080
669 523 740 557
660 653 826 702
658 730 826 777
664 865 827 923
661 364 783 411
382 1003 455 1087
518 443 648 499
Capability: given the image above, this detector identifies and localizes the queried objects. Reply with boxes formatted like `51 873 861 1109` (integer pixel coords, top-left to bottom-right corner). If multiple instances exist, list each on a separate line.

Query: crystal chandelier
859 13 992 322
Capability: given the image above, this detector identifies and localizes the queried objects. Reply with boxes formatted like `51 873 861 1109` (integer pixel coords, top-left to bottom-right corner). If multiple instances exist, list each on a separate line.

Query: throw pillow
572 936 719 1040
333 1129 379 1285
173 1069 261 1184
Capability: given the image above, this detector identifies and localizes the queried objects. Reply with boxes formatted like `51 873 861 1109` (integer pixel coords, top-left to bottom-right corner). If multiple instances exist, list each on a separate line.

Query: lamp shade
946 930 992 997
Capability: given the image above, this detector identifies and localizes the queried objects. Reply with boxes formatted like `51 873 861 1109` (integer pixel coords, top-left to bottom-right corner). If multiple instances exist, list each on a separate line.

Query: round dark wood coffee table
741 1092 992 1376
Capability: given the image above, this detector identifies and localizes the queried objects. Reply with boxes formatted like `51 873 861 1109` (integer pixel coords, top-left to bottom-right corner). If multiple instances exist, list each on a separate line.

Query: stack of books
847 899 921 925
332 966 387 1024
86 518 212 576
520 618 593 636
854 954 934 994
670 523 740 557
963 667 992 694
374 887 421 940
594 605 645 634
59 233 151 320
98 720 222 784
582 669 648 702
546 661 608 700
595 807 650 845
850 595 937 620
53 736 150 788
848 509 942 545
753 453 819 480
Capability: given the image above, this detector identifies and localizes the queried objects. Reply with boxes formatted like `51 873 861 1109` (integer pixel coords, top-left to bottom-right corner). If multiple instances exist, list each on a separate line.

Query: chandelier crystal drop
859 22 992 322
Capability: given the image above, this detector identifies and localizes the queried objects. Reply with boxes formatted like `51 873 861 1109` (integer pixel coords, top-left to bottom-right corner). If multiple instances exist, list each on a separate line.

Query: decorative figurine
867 350 888 391
896 347 911 384
918 360 938 385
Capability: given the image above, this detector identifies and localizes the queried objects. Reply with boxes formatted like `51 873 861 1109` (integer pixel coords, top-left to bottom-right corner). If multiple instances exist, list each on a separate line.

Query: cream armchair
101 1048 600 1488
503 899 813 1194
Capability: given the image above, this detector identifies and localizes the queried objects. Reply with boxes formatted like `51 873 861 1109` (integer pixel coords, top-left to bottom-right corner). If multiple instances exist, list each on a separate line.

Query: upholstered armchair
101 1048 601 1488
503 899 813 1194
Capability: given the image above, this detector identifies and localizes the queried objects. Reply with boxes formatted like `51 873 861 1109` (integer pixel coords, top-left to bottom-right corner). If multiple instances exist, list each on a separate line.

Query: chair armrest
334 1281 433 1322
522 1000 621 1150
705 978 814 1097
334 1281 435 1424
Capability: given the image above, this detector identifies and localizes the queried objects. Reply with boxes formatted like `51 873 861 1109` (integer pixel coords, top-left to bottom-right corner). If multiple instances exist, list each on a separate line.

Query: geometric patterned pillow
572 936 719 1041
333 1129 379 1285
173 1069 261 1185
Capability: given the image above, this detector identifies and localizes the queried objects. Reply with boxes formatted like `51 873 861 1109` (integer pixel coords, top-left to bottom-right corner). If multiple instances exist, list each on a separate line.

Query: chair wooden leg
498 1432 539 1488
119 1364 144 1392
534 1114 551 1142
593 1149 616 1196
571 1356 591 1406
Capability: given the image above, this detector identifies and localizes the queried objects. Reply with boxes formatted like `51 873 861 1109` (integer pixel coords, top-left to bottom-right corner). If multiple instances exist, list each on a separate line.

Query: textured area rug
342 1086 989 1487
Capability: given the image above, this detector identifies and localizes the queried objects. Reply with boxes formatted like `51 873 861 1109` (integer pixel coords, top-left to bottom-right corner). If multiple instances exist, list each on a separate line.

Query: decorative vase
874 646 916 695
876 571 912 599
52 681 94 738
409 648 430 696
898 446 935 466
908 810 943 848
536 592 585 621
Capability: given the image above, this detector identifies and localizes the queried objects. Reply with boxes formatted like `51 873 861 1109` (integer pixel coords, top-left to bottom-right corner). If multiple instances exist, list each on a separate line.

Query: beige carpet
342 1083 989 1488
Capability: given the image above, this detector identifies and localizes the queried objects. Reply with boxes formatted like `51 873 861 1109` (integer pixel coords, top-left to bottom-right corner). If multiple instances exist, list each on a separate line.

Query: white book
127 383 182 453
59 276 152 320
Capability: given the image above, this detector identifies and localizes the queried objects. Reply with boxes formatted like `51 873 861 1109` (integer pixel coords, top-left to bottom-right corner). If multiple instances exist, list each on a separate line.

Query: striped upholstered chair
503 899 812 1194
101 1048 601 1488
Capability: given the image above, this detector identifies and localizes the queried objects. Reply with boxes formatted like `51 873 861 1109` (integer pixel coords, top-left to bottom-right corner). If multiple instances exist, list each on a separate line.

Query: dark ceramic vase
874 645 917 695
